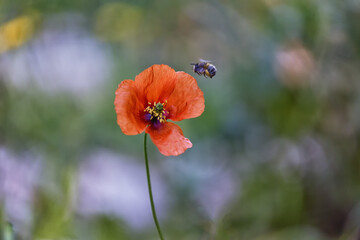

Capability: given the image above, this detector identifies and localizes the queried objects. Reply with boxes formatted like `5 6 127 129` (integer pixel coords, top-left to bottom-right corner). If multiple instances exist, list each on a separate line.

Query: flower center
144 101 168 123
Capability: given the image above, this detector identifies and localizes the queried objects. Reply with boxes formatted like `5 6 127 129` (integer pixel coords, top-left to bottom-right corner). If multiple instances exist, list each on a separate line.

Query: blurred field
1 0 360 239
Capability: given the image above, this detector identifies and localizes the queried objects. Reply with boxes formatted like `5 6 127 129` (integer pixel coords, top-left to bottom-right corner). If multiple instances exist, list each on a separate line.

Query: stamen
144 101 168 124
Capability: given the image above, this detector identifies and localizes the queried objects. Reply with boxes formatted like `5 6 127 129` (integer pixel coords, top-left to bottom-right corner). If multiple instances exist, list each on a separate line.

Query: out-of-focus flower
114 64 205 156
0 14 111 97
76 150 169 230
274 42 315 89
0 147 41 237
0 14 37 54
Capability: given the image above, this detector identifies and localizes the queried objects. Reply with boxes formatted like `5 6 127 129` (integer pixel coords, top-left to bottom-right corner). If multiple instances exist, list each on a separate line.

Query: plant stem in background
144 133 165 240
3 222 14 240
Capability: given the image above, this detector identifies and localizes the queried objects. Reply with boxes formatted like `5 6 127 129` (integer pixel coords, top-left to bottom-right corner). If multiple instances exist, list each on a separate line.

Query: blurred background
0 0 360 239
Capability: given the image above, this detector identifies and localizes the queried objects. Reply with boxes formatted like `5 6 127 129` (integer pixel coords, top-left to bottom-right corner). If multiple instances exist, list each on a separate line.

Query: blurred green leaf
2 222 14 240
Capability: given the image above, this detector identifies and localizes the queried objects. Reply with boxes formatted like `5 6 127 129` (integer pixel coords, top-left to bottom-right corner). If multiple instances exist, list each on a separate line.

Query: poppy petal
114 80 147 135
146 122 193 156
134 64 176 104
167 71 205 121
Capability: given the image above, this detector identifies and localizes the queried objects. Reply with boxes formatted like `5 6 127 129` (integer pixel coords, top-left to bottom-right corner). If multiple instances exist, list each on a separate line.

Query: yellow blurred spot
95 2 143 42
0 15 37 54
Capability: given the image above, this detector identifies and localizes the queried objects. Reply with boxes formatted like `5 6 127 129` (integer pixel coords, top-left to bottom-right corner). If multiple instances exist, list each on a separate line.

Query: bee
191 59 217 78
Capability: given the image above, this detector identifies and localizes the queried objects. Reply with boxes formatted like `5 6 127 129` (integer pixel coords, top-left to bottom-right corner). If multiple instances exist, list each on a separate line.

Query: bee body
191 59 217 78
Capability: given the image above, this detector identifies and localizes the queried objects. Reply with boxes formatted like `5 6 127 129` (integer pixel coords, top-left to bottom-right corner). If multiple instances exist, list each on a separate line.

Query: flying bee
191 59 217 78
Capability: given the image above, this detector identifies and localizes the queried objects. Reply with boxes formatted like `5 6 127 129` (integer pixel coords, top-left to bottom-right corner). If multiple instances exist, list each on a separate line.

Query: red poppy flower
114 64 205 156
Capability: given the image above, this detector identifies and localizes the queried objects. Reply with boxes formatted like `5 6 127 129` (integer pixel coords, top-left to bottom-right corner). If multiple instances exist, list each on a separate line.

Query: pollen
144 101 168 123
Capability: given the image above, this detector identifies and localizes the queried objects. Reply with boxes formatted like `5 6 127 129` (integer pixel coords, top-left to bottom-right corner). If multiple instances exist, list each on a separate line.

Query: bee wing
199 58 213 63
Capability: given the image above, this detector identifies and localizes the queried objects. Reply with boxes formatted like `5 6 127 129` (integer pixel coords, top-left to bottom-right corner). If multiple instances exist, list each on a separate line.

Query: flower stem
144 133 165 240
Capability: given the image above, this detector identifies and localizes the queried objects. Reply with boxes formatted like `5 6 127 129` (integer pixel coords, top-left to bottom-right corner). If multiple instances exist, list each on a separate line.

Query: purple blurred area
76 150 169 230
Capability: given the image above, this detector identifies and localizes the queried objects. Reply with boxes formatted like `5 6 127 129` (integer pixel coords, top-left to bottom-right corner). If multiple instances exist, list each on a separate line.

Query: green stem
144 133 165 240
